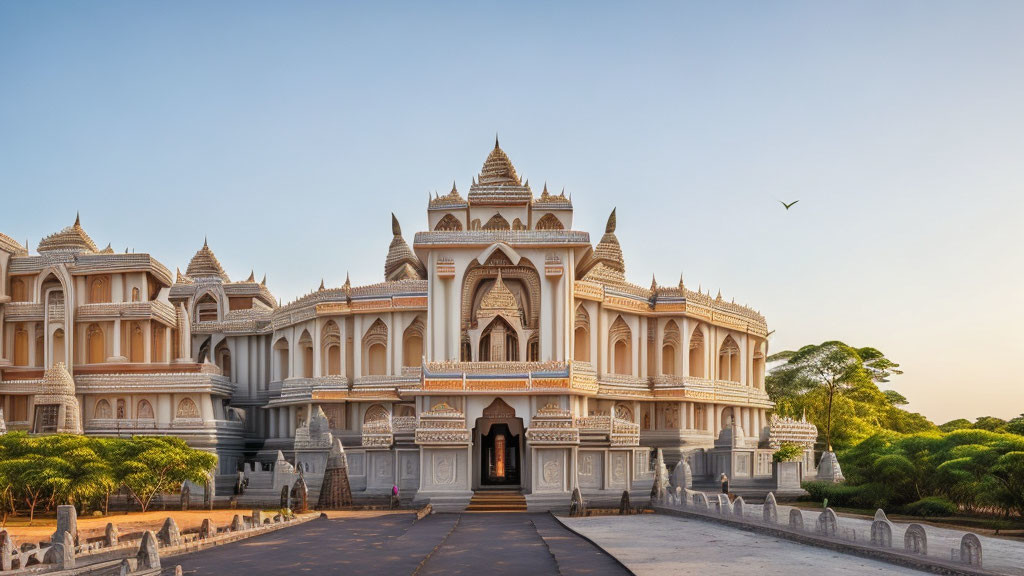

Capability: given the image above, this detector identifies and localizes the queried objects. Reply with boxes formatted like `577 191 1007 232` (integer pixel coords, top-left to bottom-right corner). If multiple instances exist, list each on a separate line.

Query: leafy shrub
902 496 957 517
773 442 804 462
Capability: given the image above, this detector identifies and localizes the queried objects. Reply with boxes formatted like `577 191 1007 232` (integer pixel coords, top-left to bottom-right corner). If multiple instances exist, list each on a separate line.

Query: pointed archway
474 398 523 488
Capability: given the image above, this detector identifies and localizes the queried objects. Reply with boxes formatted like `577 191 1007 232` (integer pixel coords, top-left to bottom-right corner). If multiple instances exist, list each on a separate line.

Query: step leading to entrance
465 490 527 512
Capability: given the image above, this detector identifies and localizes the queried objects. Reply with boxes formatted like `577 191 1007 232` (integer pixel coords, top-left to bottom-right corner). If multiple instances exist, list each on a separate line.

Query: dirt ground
1 509 407 543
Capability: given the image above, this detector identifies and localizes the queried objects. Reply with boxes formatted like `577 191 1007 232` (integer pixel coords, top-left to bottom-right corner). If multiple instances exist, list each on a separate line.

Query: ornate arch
363 319 388 376
137 399 155 419
364 404 389 426
689 325 705 378
609 315 632 375
402 317 425 367
483 213 510 230
434 213 463 231
321 320 342 376
87 323 105 364
573 305 590 362
176 397 200 419
460 258 540 330
662 320 680 376
95 399 112 419
535 213 563 230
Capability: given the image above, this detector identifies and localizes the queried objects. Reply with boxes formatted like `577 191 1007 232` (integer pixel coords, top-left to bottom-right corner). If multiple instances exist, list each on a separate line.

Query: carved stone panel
608 451 629 489
399 450 420 484
348 452 365 476
535 449 565 493
422 449 468 491
577 451 604 490
368 451 394 489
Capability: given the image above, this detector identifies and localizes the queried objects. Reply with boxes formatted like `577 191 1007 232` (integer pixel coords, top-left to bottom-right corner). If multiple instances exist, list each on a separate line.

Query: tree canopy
767 340 932 450
0 433 216 523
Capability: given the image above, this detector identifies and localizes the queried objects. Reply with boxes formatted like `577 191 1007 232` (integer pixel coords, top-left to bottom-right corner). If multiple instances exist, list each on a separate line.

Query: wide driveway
173 511 628 576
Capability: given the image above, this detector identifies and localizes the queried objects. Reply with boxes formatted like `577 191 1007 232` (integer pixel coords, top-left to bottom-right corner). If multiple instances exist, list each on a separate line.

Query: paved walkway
173 512 628 576
561 514 928 575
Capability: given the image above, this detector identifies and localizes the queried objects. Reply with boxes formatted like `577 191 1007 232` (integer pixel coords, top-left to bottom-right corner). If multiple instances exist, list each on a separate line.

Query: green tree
767 341 903 450
111 437 217 512
939 419 973 432
972 416 1008 433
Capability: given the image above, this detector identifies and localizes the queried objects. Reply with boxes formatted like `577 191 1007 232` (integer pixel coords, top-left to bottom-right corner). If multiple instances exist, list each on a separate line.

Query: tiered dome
384 214 425 281
37 214 98 254
477 137 521 186
582 209 626 284
186 239 230 281
478 271 519 317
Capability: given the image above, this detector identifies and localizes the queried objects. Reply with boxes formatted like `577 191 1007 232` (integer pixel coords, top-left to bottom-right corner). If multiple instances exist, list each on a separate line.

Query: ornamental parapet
273 375 351 403
414 401 470 446
648 375 773 408
414 230 591 248
361 419 393 448
392 415 416 432
768 414 818 449
73 368 231 396
575 414 639 446
4 303 43 321
77 301 177 325
420 360 595 395
525 404 579 446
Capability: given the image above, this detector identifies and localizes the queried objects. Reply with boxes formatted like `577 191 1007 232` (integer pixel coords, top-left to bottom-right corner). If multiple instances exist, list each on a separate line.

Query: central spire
476 137 521 187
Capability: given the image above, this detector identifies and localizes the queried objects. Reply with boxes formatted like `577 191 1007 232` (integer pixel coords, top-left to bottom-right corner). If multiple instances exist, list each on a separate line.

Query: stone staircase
465 489 527 512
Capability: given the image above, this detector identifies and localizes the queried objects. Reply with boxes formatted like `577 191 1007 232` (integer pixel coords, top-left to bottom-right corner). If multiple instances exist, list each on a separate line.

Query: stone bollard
870 519 893 547
815 508 838 537
762 492 778 523
158 517 182 546
231 514 245 532
873 508 888 522
104 523 119 547
44 530 75 570
960 533 982 567
569 487 586 518
1 530 13 571
717 494 731 514
137 531 161 570
200 518 215 539
175 564 183 576
118 558 131 576
52 504 78 546
732 496 745 518
904 524 927 555
251 509 264 527
788 508 804 530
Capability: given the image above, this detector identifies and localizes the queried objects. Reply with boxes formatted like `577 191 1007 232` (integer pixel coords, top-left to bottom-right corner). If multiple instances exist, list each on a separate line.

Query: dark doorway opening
480 423 520 486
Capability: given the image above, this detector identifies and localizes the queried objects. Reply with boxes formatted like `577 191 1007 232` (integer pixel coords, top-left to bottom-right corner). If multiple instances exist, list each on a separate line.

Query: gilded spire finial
651 274 658 290
451 180 457 194
261 274 267 286
75 211 80 227
605 208 617 234
495 133 500 149
391 213 401 236
679 273 685 289
203 236 208 248
247 269 255 282
343 271 351 290
319 278 325 291
716 289 722 300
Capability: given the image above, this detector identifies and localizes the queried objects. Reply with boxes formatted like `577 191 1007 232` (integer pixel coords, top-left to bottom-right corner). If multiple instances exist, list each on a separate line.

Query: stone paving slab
172 511 625 576
561 514 929 575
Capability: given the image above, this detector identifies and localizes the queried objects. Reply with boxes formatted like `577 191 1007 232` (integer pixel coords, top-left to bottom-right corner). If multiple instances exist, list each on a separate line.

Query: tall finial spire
343 271 351 290
261 273 267 286
246 269 255 282
605 208 617 234
495 133 500 149
451 180 457 194
319 278 325 291
75 211 80 226
651 274 658 291
391 213 401 236
203 236 208 248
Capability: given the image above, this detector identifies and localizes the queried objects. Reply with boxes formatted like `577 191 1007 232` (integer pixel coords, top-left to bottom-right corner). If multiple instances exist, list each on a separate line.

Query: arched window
215 340 231 378
87 323 105 364
689 326 705 378
535 213 564 230
483 213 510 230
196 293 218 322
363 319 388 376
718 335 741 383
131 287 140 302
527 334 539 362
95 399 112 419
573 305 590 362
176 397 200 419
52 328 65 366
363 404 389 430
137 399 155 420
89 276 110 303
753 350 765 388
274 337 290 381
116 399 126 419
402 318 424 368
511 218 526 231
434 214 462 231
321 321 342 376
129 322 144 363
461 336 472 362
480 316 517 361
13 324 28 366
694 404 705 430
152 325 165 362
34 327 44 367
298 330 313 378
662 320 680 376
609 316 632 375
10 278 27 302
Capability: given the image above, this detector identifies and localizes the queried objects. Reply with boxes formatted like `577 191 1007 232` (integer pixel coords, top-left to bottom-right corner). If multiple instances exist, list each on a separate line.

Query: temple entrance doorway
474 398 524 489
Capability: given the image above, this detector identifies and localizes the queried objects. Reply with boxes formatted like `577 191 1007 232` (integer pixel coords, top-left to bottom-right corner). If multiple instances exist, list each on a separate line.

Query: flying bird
779 200 799 210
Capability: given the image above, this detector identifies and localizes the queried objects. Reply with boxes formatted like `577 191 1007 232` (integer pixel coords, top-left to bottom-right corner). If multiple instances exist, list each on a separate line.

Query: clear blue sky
2 1 1022 423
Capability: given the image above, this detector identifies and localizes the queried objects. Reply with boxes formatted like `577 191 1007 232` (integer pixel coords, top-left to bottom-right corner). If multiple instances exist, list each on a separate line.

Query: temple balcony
649 375 773 408
83 418 244 436
4 302 43 321
76 301 177 324
576 415 640 446
420 360 597 395
361 420 394 448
